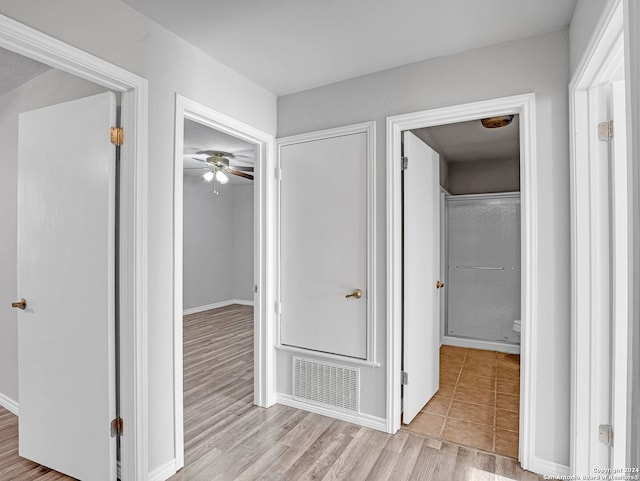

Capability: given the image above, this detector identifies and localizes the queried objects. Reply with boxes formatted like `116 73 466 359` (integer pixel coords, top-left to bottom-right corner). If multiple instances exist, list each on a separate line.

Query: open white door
402 131 441 424
17 92 117 481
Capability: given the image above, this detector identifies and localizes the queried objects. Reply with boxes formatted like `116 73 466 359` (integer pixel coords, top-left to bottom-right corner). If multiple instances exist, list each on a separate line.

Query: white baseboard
0 392 18 416
183 299 254 315
442 336 520 354
531 457 570 478
147 459 177 481
276 393 387 432
233 299 254 306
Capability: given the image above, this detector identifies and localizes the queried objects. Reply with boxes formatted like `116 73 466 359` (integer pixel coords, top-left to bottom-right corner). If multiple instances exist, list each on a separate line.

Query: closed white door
279 132 368 359
402 131 441 424
17 92 117 481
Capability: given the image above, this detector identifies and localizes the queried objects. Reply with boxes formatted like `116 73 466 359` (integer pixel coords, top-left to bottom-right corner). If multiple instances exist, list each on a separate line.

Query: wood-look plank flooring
170 304 549 481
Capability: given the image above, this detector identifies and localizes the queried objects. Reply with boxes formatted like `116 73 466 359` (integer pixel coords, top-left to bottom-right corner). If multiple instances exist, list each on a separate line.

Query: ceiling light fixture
480 115 514 129
215 170 229 184
202 170 214 182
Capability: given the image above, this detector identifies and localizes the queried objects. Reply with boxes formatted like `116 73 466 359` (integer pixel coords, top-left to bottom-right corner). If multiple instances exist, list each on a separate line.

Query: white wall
569 0 610 75
0 69 107 407
277 29 571 467
183 178 253 309
233 185 255 301
0 1 276 473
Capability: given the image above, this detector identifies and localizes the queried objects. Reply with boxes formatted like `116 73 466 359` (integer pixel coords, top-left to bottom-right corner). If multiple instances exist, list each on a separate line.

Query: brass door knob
436 281 444 289
346 289 363 299
12 298 27 310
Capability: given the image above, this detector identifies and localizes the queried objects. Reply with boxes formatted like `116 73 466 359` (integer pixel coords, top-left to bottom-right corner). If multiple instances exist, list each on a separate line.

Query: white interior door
279 131 368 359
17 92 117 481
402 131 441 423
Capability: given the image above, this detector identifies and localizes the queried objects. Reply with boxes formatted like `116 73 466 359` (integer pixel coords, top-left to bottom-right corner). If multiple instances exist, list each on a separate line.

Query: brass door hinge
110 127 124 146
598 121 613 141
111 417 123 437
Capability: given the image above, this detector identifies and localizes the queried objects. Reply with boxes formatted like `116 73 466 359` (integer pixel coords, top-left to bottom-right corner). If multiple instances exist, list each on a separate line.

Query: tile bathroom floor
401 345 521 458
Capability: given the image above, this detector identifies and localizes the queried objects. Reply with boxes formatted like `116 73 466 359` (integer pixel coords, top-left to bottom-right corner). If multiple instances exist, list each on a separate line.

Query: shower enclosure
443 192 521 352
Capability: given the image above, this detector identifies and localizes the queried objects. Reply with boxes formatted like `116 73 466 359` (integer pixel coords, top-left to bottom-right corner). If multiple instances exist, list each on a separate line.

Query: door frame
172 94 276 470
386 93 537 468
0 14 149 481
569 0 631 473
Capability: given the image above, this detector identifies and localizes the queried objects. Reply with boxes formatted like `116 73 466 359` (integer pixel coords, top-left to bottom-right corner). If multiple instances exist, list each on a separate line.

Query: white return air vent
292 357 360 413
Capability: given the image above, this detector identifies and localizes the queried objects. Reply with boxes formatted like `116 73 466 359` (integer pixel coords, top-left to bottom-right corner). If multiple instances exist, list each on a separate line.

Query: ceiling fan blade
229 165 254 172
191 157 210 164
184 167 209 170
226 168 254 180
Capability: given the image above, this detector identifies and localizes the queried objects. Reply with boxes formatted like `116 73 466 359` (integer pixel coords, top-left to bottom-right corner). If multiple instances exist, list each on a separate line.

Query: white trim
0 14 148 481
386 94 537 472
441 336 520 355
531 458 570 478
0 393 19 416
569 0 628 475
147 459 177 481
275 121 377 364
173 94 276 471
274 344 381 368
276 394 387 432
182 299 255 315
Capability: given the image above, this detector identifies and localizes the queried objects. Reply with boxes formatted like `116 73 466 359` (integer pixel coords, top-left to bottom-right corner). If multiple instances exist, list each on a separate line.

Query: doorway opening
400 116 522 458
181 118 257 467
0 15 148 481
172 95 275 470
386 93 537 470
569 0 630 472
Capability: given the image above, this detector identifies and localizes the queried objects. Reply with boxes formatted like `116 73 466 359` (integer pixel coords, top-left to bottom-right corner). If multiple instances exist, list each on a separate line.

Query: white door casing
17 92 117 480
569 0 629 473
402 131 441 424
609 80 628 470
387 94 536 471
279 131 368 359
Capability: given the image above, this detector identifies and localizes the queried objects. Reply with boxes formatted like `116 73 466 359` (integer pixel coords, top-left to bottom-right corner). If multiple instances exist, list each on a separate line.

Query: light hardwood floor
0 304 548 480
169 304 548 481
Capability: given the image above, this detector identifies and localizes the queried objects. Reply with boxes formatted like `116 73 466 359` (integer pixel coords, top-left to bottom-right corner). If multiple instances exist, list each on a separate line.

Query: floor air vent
292 356 359 413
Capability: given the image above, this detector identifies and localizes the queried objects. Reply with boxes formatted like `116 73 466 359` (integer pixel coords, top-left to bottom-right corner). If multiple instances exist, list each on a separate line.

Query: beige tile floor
402 345 521 458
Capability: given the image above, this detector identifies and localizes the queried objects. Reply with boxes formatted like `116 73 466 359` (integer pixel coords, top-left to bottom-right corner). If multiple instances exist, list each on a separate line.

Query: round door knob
345 289 363 299
12 298 27 310
436 281 444 289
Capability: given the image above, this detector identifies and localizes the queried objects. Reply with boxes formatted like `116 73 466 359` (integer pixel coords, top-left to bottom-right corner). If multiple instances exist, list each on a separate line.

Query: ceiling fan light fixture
480 115 514 129
215 170 229 184
202 170 214 182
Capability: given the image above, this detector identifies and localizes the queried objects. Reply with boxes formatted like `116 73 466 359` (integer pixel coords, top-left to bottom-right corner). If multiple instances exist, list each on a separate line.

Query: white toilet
512 319 521 338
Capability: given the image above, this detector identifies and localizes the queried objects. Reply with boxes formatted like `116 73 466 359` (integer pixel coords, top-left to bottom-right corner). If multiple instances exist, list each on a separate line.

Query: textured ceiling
413 115 520 164
122 0 577 95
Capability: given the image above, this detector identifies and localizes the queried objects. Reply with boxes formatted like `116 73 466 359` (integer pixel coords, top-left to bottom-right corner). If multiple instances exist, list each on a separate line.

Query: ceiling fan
185 150 254 193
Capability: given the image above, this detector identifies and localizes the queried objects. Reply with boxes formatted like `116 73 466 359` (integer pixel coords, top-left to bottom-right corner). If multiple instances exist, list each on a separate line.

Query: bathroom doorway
387 94 537 469
402 115 522 457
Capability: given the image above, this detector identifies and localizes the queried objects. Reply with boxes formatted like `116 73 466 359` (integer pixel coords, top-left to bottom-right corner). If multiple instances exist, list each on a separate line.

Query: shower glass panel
446 194 521 345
